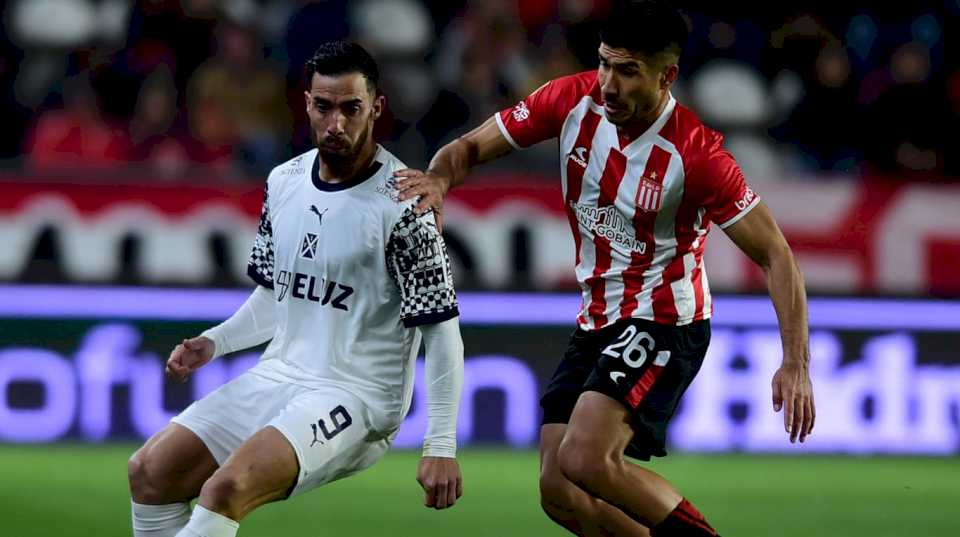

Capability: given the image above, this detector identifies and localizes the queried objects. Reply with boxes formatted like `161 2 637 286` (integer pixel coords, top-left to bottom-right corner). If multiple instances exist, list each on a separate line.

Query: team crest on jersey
512 101 530 122
635 174 664 213
300 233 318 260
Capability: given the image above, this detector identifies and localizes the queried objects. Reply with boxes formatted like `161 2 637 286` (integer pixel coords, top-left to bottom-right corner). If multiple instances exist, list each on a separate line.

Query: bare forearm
763 248 809 368
427 116 513 189
427 138 476 190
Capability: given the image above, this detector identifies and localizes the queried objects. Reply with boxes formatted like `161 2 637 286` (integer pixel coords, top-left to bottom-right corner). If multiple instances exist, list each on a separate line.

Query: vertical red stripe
691 236 706 320
585 149 628 328
619 145 672 319
564 110 602 327
564 110 602 267
625 365 666 409
651 200 703 324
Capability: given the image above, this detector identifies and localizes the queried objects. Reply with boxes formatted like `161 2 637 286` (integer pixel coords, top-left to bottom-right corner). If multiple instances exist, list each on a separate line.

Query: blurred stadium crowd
2 0 959 185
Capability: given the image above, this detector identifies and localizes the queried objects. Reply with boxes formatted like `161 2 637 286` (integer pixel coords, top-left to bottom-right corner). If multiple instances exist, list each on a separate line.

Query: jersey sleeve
689 134 761 229
386 207 459 327
495 74 585 149
246 183 276 288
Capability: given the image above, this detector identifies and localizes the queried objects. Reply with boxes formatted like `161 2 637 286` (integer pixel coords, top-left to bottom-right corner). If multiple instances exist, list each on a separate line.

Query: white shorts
171 370 391 497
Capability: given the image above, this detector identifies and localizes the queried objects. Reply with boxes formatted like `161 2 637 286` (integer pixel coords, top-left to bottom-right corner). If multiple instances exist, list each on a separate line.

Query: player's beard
317 124 370 168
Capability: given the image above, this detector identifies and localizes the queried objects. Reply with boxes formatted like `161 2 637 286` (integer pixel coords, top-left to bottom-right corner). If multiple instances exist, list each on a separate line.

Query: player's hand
394 169 450 231
772 361 815 443
165 336 215 383
416 456 462 510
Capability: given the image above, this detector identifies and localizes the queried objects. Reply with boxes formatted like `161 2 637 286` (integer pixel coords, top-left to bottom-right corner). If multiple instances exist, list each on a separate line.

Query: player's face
304 72 383 162
597 43 677 126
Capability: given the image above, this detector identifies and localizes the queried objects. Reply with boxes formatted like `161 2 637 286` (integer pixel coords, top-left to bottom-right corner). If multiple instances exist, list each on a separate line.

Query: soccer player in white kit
127 42 465 537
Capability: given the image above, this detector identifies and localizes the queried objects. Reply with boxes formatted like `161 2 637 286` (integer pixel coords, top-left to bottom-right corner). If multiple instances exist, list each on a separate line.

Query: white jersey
245 146 459 434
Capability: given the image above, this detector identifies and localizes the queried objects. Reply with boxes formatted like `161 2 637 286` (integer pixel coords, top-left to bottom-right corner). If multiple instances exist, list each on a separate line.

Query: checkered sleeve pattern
246 184 275 289
386 207 459 327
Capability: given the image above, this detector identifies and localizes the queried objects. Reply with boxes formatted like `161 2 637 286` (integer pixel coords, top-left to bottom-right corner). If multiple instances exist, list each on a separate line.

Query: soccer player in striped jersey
128 42 464 537
396 2 814 536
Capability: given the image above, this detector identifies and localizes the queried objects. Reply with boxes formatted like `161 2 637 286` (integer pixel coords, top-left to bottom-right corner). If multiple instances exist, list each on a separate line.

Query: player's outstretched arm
723 202 815 444
395 115 514 228
416 317 465 510
165 285 276 382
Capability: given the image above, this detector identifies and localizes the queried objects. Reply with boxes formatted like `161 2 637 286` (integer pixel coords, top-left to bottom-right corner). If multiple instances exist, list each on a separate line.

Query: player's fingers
398 183 426 202
446 478 458 507
808 393 816 434
414 195 438 216
434 481 449 509
421 480 436 507
456 474 463 498
801 396 814 442
393 169 424 179
791 394 803 443
771 377 783 412
783 388 794 436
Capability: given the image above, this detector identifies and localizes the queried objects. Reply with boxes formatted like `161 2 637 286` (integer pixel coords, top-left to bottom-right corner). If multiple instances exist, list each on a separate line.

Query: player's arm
722 203 815 443
397 76 572 225
395 116 514 224
386 205 465 509
165 285 277 382
416 317 465 510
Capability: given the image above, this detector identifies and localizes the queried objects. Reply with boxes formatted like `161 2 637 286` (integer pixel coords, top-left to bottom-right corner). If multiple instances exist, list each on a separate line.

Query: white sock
132 501 191 537
174 505 239 537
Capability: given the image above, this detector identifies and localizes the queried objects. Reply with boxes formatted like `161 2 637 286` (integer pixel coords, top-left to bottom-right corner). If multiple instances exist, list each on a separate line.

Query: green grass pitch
1 445 955 536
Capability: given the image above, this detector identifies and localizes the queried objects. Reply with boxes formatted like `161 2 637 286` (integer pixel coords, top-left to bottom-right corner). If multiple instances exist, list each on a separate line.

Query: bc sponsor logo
735 188 757 211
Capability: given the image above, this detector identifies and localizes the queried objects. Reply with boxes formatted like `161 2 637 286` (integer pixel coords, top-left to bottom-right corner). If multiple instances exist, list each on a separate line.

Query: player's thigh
565 391 635 458
129 423 218 502
269 387 389 497
208 425 301 509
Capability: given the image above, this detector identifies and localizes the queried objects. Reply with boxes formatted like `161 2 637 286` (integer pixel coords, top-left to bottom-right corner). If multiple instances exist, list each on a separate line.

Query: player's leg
196 425 300 520
128 424 219 536
540 424 651 537
557 320 719 536
177 385 388 537
538 329 652 536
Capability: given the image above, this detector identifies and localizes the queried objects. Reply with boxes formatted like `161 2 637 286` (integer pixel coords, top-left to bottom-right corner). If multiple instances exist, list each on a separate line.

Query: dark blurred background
2 0 959 296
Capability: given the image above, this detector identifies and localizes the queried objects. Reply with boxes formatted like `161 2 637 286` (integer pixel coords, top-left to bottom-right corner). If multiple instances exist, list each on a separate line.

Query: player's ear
372 93 385 121
304 91 311 113
661 64 679 89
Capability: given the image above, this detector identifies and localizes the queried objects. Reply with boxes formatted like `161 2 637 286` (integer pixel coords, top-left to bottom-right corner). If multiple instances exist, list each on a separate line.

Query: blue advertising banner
1 286 958 454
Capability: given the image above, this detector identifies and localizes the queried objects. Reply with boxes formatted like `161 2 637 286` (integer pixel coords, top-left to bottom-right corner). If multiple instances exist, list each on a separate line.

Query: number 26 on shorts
601 325 671 369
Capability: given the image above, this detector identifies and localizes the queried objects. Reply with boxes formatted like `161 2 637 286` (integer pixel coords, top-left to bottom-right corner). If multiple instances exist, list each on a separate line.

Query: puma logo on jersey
275 269 353 311
567 146 588 169
308 205 328 225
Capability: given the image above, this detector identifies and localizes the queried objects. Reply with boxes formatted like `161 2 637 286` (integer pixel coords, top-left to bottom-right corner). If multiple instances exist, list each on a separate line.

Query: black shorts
540 318 710 460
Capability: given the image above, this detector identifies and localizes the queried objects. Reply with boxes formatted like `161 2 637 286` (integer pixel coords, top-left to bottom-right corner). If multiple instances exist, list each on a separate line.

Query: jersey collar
311 146 384 192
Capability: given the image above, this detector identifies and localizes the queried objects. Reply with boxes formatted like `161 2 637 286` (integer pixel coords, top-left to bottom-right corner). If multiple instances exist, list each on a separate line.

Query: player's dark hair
600 1 688 60
304 41 380 94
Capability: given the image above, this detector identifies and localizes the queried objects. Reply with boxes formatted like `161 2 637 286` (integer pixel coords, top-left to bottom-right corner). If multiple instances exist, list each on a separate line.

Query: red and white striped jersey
496 71 759 329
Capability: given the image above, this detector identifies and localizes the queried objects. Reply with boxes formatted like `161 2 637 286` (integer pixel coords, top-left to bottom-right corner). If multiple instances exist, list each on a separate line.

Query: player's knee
199 469 249 518
128 448 169 503
557 437 614 490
